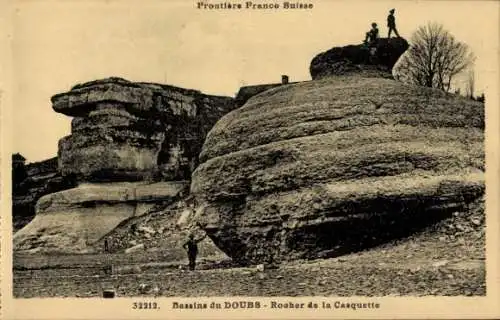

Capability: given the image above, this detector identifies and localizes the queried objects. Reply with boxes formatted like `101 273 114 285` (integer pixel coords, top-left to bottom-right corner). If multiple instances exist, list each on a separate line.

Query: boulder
138 226 155 234
191 73 484 265
125 244 145 254
177 208 195 229
309 37 409 79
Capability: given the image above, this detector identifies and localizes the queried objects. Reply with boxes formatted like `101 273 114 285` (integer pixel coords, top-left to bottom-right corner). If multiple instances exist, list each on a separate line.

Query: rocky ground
13 197 485 298
90 200 224 256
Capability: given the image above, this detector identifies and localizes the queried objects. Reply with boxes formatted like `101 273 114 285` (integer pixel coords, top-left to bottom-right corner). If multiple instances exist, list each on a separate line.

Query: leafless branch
393 22 475 93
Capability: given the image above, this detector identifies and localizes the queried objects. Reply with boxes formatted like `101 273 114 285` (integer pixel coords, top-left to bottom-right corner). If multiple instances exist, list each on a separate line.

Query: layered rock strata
53 77 235 182
13 182 187 252
191 39 484 265
14 77 236 253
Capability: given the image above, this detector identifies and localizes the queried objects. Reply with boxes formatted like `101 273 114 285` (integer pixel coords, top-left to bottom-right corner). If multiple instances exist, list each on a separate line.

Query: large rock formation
14 78 236 253
191 40 484 265
53 78 234 182
310 37 409 79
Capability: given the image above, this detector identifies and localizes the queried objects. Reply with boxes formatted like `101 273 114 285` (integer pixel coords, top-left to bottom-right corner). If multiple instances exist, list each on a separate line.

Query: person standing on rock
183 232 207 271
387 9 400 38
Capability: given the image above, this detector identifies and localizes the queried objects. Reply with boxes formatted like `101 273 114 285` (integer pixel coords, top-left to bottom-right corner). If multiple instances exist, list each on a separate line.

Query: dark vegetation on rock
310 37 409 79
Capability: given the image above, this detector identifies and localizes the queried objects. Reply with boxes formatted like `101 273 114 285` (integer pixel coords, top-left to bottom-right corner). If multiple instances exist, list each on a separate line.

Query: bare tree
464 68 475 99
394 22 475 92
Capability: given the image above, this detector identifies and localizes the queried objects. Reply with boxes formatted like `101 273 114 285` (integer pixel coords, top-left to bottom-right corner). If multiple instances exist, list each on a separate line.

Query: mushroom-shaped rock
310 37 409 79
51 77 235 183
191 71 484 265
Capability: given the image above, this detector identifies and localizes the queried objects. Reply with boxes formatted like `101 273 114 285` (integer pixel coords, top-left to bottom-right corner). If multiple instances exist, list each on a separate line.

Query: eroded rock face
14 77 236 253
310 37 409 79
58 106 164 182
52 77 235 182
13 181 188 253
191 75 485 265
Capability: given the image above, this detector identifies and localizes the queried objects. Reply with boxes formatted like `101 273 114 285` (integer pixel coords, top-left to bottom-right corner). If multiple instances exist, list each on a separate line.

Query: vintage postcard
1 0 499 319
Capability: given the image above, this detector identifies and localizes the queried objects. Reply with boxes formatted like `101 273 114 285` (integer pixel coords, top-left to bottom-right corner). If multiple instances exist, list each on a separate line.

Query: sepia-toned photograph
2 0 499 318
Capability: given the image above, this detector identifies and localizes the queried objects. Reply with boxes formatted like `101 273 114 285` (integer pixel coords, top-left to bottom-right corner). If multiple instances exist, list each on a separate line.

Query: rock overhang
51 77 212 118
50 77 236 183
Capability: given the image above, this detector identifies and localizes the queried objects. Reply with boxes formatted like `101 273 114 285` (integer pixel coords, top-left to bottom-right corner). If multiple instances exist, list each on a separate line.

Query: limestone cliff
14 78 236 253
191 39 484 265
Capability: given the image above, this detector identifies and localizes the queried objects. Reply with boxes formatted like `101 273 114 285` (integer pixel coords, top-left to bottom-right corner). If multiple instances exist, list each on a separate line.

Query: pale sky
10 0 499 162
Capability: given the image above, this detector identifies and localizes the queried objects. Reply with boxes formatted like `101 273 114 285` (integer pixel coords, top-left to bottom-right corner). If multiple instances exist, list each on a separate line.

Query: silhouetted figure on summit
364 22 379 46
387 9 400 38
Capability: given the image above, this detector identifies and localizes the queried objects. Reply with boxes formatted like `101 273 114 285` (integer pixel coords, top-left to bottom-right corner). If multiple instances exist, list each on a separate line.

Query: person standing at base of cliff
104 238 109 253
183 232 207 271
387 9 400 38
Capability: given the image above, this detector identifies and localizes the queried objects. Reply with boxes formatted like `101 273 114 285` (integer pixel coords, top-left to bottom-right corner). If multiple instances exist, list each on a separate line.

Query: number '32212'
133 302 159 309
